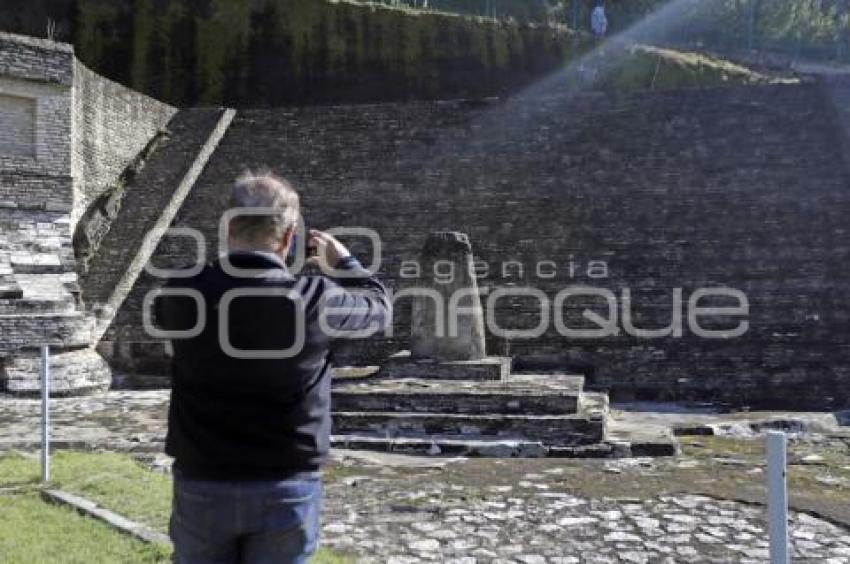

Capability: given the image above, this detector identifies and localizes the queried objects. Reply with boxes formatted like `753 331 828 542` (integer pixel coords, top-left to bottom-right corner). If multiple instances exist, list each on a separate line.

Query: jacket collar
218 251 295 280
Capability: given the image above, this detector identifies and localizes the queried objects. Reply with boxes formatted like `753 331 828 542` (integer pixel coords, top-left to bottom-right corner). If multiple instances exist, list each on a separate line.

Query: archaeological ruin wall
107 81 850 409
71 62 177 227
0 32 73 213
0 31 174 395
3 30 848 409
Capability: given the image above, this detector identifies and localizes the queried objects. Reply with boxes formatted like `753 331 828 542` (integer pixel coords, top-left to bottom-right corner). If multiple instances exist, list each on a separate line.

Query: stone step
607 419 681 458
9 253 64 274
330 434 549 457
377 351 511 381
332 376 584 415
329 435 674 458
2 348 110 396
332 410 605 446
0 283 22 299
0 296 77 314
579 390 610 418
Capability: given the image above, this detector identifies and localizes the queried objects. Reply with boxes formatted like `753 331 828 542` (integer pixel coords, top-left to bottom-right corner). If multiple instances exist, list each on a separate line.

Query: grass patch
596 44 795 91
0 451 352 563
0 494 169 563
0 451 172 531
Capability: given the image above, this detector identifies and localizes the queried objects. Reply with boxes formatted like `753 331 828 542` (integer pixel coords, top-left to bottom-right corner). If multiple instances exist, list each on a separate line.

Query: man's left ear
284 226 296 248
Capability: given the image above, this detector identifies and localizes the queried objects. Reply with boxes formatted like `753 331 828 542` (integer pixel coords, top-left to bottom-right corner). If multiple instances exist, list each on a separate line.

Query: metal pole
41 344 50 483
767 431 788 564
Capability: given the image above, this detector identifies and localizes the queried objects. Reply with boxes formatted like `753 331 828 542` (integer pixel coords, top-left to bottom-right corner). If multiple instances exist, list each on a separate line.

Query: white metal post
40 344 50 483
767 431 789 564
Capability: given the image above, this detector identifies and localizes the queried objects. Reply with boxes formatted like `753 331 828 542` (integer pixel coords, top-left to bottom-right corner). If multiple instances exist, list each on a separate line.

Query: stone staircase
329 367 616 457
326 231 678 458
0 210 110 395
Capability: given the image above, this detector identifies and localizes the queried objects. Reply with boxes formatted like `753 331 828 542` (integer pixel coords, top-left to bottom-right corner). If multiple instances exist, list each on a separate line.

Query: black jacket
155 252 390 480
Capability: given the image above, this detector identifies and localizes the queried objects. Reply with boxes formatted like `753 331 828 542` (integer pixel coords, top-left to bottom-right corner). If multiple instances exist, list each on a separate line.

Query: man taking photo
154 171 391 563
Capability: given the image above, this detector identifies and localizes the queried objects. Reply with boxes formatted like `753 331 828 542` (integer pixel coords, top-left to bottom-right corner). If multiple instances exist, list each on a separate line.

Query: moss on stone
69 0 782 107
597 45 789 92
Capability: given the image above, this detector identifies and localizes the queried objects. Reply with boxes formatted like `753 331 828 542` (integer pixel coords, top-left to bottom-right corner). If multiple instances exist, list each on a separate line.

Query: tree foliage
380 0 850 61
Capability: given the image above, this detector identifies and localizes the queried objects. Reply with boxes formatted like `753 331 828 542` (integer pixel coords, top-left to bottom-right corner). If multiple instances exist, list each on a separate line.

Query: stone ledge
2 347 111 396
41 489 172 547
0 283 23 299
0 31 73 54
328 435 677 458
332 411 606 446
10 253 63 274
0 439 165 454
331 377 583 415
330 434 550 458
0 200 73 212
378 351 511 381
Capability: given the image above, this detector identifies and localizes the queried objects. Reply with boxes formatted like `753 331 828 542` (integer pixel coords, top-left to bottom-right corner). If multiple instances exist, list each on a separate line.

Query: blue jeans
169 471 322 564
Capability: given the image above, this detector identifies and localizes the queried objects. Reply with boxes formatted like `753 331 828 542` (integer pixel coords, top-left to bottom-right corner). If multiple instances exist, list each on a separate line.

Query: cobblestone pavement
2 391 850 562
322 480 850 563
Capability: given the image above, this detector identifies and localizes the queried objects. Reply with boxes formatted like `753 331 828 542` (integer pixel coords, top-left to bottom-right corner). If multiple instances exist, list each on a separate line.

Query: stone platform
332 375 584 415
377 351 511 381
330 365 643 457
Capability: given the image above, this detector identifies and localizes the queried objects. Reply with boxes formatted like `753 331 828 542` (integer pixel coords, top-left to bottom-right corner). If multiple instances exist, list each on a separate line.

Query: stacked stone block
113 81 850 409
330 231 612 457
0 31 173 395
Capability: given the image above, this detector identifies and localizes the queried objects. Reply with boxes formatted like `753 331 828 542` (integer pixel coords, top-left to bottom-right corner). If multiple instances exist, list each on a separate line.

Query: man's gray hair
228 171 300 245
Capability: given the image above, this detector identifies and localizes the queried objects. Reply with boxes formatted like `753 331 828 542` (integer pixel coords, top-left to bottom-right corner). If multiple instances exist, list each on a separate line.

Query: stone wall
111 81 850 408
0 30 73 85
71 62 176 227
0 32 76 308
0 33 74 214
0 93 36 158
0 0 593 107
0 32 171 395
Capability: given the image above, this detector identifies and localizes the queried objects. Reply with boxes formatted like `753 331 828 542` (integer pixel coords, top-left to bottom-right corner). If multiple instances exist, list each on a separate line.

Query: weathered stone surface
332 376 583 416
330 435 551 458
0 282 22 299
2 347 110 396
0 31 72 86
0 312 95 353
101 80 850 408
0 32 174 396
4 30 850 410
79 108 226 306
317 470 850 562
378 351 511 381
331 411 605 446
71 60 177 227
411 231 487 362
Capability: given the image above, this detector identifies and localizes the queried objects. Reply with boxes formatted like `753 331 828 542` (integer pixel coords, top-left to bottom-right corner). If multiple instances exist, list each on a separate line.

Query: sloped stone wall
71 62 176 228
112 81 850 408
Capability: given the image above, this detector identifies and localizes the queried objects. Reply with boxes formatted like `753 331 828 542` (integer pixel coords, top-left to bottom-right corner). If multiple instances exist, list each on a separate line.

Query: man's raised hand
307 229 352 271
